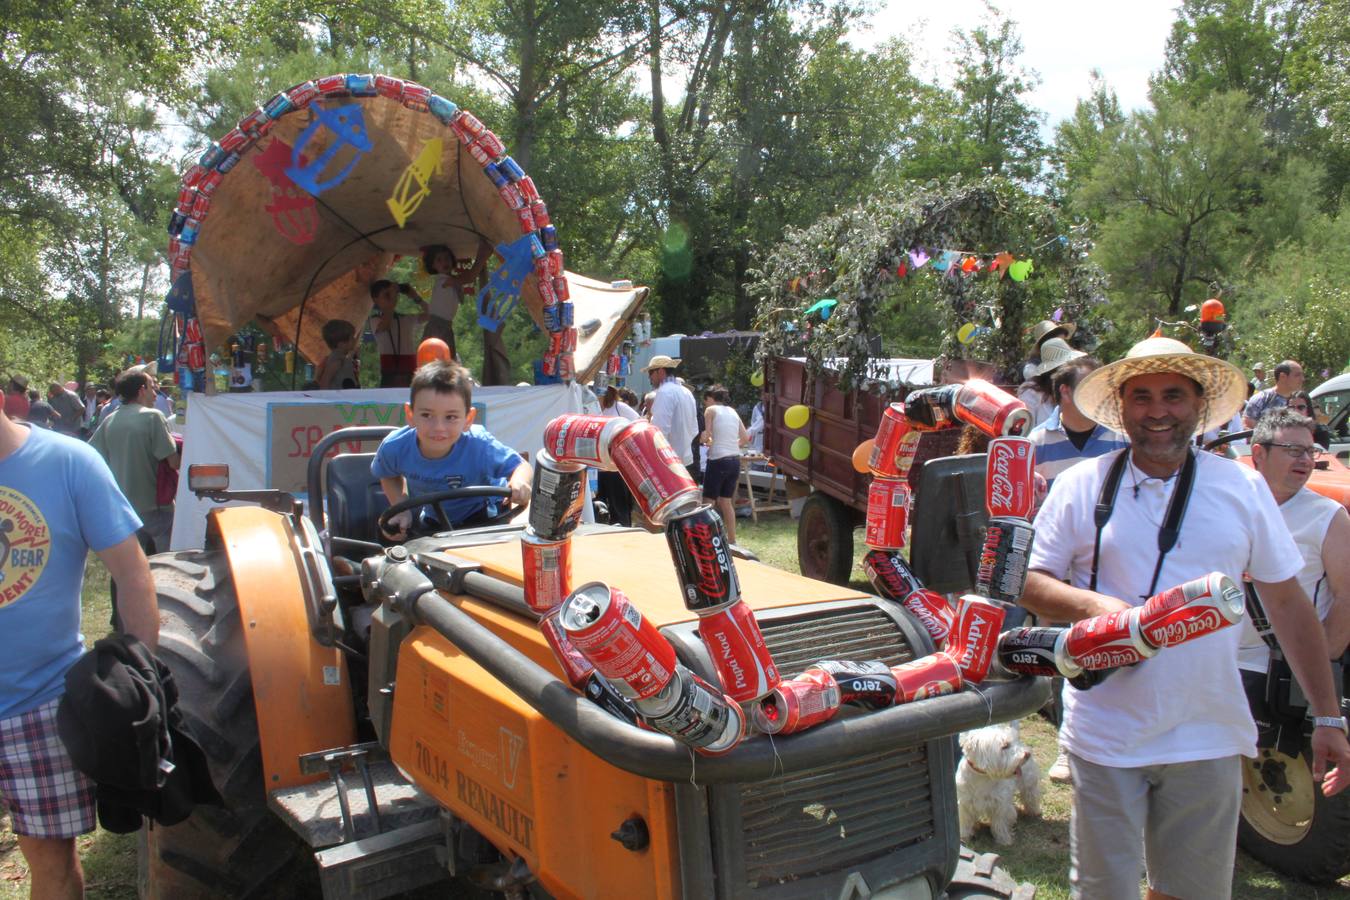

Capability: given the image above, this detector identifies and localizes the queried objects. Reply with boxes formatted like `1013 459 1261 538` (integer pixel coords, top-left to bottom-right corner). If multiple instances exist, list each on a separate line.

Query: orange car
1233 449 1350 510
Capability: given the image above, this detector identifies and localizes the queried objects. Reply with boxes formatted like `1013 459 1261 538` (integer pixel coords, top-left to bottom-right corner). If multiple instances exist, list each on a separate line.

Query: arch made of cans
163 73 571 383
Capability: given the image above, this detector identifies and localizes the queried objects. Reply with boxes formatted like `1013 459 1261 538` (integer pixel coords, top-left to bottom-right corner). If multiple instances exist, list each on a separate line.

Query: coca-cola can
517 176 541 204
530 200 551 229
541 353 559 378
665 504 741 612
955 380 1034 437
520 529 572 614
528 450 585 541
559 583 677 700
900 589 955 645
538 608 592 686
611 420 702 524
537 278 558 308
697 601 780 702
497 183 526 210
515 204 536 234
864 476 909 550
559 326 577 353
974 517 1035 604
903 385 959 431
475 129 507 160
542 413 628 469
869 403 912 476
992 627 1082 679
945 595 1007 683
986 437 1036 518
635 666 745 755
863 548 924 601
375 75 405 99
891 654 964 703
582 673 641 726
1138 572 1244 649
807 660 897 709
1064 607 1159 670
453 110 486 139
552 275 570 301
401 83 431 112
557 352 575 382
752 669 841 735
547 248 565 278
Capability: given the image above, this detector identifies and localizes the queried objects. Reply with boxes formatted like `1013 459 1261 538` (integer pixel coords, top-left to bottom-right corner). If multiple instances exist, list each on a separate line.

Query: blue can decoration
619 354 631 376
541 225 558 251
178 220 200 245
560 301 574 327
264 92 294 120
499 156 525 181
216 151 242 174
483 162 508 188
428 94 459 124
528 234 546 259
198 143 227 170
168 211 187 236
543 303 562 333
346 73 377 96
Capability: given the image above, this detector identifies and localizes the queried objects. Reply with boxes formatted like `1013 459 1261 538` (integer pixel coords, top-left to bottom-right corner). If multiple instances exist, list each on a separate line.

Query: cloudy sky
857 0 1181 128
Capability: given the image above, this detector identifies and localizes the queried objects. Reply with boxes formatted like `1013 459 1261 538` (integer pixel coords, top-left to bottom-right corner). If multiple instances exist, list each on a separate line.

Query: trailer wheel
797 493 854 585
138 551 314 899
1238 746 1350 883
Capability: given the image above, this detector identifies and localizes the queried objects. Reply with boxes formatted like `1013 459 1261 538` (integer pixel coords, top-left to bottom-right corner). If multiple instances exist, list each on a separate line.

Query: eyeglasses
1289 404 1311 413
1259 442 1323 460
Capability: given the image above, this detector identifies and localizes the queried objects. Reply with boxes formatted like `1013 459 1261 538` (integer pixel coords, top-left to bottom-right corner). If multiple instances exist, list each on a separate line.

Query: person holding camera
370 279 429 388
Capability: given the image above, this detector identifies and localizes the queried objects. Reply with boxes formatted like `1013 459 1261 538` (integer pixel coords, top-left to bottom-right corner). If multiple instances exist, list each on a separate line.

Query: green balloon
790 436 811 460
750 370 764 387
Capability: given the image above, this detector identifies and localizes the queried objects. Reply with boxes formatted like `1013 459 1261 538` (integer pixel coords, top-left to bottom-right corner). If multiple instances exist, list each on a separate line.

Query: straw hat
1073 337 1247 435
642 354 681 372
1031 338 1086 378
1028 319 1076 350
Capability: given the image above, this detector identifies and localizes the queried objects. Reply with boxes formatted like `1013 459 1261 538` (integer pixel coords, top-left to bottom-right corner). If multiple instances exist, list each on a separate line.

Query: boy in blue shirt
372 361 532 539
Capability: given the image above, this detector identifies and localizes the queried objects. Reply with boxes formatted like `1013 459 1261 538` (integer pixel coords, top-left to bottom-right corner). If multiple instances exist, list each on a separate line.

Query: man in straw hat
643 354 699 473
1020 336 1349 900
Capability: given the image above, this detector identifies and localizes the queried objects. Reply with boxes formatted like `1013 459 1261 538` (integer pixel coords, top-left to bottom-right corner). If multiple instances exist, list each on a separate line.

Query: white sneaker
1048 749 1071 784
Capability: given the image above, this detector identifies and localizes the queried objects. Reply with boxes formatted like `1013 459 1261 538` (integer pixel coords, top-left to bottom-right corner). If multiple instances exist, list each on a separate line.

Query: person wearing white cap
1020 336 1349 900
643 355 699 473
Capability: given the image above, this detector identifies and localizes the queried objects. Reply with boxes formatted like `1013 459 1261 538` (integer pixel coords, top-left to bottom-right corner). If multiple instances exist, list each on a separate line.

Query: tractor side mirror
189 463 230 494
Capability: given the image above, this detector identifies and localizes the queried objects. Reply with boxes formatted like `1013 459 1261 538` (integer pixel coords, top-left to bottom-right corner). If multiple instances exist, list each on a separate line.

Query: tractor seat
324 452 390 547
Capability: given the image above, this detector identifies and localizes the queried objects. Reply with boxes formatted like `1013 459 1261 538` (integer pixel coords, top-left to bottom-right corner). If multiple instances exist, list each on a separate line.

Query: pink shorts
0 698 96 838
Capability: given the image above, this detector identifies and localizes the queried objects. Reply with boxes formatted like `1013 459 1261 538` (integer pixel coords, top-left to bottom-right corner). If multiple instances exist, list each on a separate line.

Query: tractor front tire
797 493 855 585
1238 745 1350 884
138 550 313 899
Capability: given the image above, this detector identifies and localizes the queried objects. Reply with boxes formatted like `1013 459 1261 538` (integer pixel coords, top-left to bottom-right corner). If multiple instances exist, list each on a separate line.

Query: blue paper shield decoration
286 102 373 195
477 234 537 332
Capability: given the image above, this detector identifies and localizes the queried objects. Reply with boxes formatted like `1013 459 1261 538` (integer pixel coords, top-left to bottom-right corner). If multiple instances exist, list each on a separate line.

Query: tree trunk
511 0 539 170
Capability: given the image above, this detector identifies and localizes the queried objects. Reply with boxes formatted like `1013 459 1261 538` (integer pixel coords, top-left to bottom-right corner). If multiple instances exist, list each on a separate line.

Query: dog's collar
964 755 1027 778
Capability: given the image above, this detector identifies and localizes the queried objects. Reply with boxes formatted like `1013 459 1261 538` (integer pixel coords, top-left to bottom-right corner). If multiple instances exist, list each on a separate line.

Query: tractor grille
736 605 934 889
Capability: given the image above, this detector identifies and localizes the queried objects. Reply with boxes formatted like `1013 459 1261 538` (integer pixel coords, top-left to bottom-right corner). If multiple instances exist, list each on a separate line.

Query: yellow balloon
790 436 811 460
750 369 764 387
784 404 810 429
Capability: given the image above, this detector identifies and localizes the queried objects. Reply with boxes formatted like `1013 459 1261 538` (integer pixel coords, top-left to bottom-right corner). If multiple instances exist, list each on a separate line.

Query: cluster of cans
974 437 1037 605
903 379 1034 437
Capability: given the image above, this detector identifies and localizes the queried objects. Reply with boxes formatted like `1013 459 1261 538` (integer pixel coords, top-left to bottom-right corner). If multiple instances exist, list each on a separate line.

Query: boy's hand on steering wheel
508 479 530 508
381 509 413 539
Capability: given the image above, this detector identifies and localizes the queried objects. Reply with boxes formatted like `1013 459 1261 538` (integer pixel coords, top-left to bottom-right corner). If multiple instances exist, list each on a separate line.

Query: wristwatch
1313 716 1350 736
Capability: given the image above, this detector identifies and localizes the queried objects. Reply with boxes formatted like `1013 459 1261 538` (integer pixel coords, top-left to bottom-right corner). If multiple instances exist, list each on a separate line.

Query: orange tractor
140 425 1049 899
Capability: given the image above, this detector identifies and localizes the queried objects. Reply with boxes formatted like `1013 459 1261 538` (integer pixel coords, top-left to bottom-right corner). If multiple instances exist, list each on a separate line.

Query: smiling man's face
1119 372 1202 476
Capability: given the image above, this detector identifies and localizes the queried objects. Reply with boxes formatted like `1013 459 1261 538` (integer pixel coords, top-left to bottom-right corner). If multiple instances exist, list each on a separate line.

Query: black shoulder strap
1089 450 1130 592
1090 449 1197 596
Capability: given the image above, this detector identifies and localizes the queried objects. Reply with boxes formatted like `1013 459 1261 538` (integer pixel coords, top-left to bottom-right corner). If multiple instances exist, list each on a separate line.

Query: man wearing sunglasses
1242 407 1350 675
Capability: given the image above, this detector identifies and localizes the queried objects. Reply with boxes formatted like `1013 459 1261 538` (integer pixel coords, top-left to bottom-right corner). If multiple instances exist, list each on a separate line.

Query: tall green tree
1050 70 1124 215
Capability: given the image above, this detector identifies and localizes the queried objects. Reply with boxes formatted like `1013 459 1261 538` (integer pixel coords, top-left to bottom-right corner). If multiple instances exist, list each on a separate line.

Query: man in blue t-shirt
372 361 532 539
0 405 159 898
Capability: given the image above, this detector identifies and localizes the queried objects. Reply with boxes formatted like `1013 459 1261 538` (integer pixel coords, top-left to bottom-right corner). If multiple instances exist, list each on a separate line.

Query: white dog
956 721 1042 845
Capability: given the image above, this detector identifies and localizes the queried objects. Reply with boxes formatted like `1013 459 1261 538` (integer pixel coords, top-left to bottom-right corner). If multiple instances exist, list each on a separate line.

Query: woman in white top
596 386 639 526
700 384 749 544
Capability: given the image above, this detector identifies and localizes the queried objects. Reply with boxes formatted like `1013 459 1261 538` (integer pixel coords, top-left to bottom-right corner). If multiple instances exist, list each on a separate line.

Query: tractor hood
170 75 645 380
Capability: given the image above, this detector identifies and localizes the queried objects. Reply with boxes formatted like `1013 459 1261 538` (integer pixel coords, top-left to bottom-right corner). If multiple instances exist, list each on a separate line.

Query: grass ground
2 518 1345 898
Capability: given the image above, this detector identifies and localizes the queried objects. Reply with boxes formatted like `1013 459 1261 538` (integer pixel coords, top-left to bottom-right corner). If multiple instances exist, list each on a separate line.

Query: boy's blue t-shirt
0 426 141 720
371 424 523 525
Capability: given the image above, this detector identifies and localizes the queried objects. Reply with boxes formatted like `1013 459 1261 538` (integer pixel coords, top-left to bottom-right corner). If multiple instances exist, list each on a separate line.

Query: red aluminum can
191 192 213 220
515 204 537 234
288 80 320 107
520 530 572 614
547 248 565 278
891 654 964 703
184 316 203 344
187 343 206 371
665 504 741 612
901 589 954 645
537 279 558 308
696 601 780 702
557 352 575 382
375 75 405 99
182 164 207 189
634 666 745 755
863 548 925 601
497 183 525 210
559 326 577 354
864 477 909 550
538 608 593 687
954 380 1034 437
315 74 347 96
752 669 840 735
945 595 1006 684
467 141 492 166
176 187 197 213
986 437 1036 518
517 176 541 203
974 517 1035 604
475 130 506 160
530 200 551 229
1064 607 1159 670
559 583 677 700
219 127 251 153
453 110 486 139
1138 573 1244 649
236 109 272 139
869 403 912 477
552 275 570 301
611 420 702 524
401 83 431 111
540 353 559 377
894 430 923 478
991 627 1082 680
543 413 628 469
527 449 585 541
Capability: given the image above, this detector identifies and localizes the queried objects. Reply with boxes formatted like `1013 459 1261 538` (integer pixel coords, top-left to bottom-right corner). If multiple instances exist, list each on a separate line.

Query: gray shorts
1069 752 1241 900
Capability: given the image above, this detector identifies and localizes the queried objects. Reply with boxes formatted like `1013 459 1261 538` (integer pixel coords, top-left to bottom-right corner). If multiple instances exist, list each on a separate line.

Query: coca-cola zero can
864 477 909 550
891 654 964 703
635 666 745 755
582 673 641 726
992 627 1082 679
986 436 1036 518
954 380 1034 437
697 601 780 702
975 517 1036 604
520 530 571 614
901 589 955 645
665 504 741 612
863 548 925 601
1138 572 1244 649
559 583 677 700
807 660 897 709
752 669 840 735
869 404 912 476
611 420 702 524
528 449 585 541
1064 607 1159 670
945 595 1006 683
903 385 958 431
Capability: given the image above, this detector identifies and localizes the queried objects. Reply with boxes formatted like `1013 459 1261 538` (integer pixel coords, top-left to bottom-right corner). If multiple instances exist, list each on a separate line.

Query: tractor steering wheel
1202 428 1254 455
377 485 521 539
